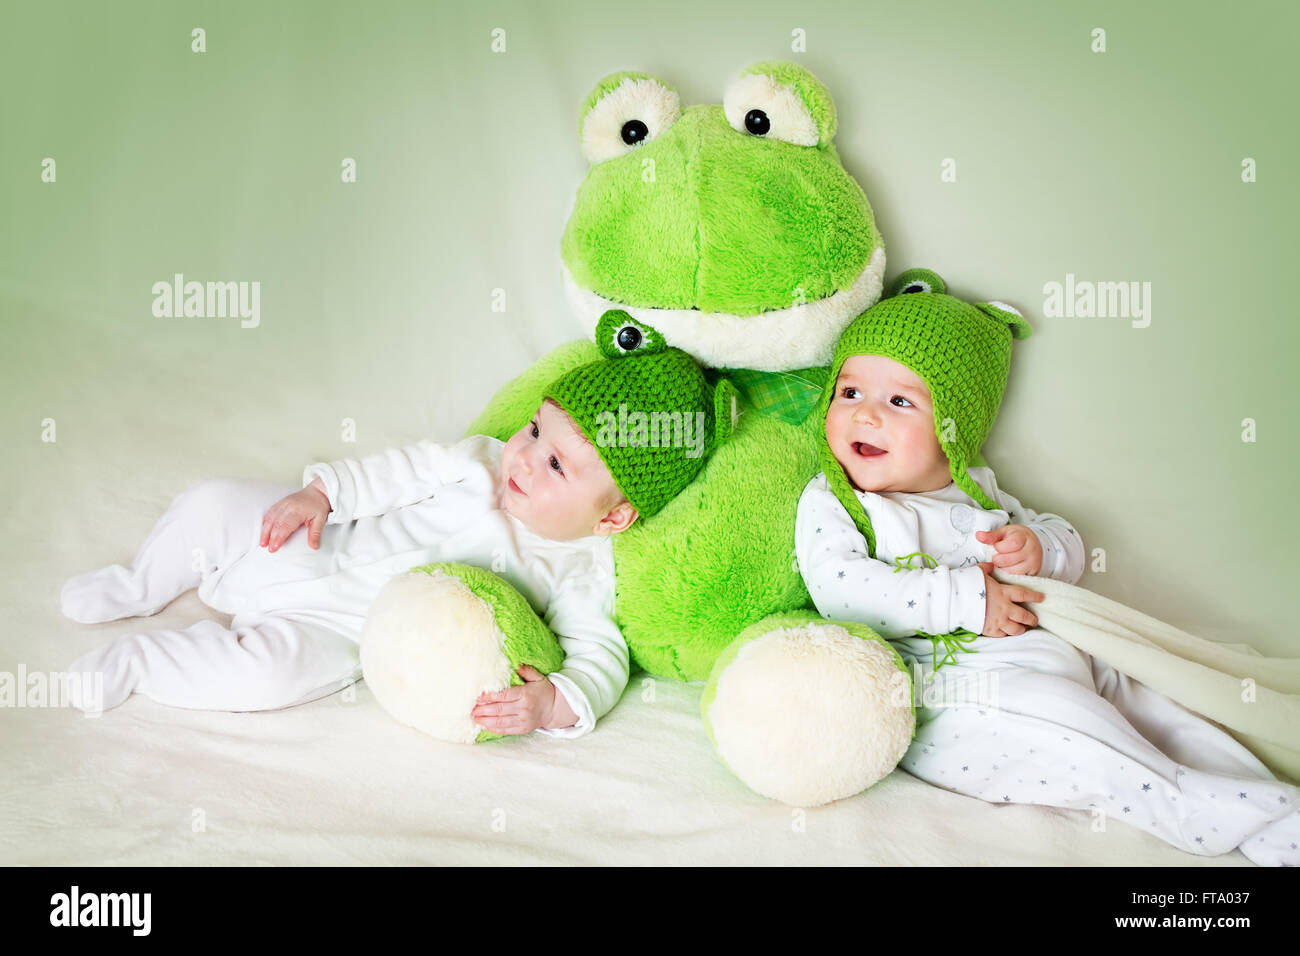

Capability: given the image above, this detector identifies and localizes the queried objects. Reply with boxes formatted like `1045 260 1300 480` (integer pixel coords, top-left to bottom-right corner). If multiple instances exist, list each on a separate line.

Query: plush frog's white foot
361 562 564 744
702 612 915 806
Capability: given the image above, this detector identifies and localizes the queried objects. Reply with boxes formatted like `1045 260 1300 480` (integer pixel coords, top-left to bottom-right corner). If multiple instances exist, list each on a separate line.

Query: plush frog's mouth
562 245 884 372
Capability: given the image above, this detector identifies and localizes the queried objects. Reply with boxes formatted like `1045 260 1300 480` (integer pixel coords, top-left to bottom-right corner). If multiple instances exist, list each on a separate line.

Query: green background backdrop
3 0 1296 654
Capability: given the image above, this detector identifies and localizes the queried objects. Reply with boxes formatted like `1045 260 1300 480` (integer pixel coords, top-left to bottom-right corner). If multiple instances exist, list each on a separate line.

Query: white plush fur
360 571 514 744
581 76 681 164
706 623 915 806
722 71 820 146
563 244 886 372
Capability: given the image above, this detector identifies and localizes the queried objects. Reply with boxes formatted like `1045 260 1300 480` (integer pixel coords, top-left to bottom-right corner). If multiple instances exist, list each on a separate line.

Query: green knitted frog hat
814 269 1033 558
545 309 740 518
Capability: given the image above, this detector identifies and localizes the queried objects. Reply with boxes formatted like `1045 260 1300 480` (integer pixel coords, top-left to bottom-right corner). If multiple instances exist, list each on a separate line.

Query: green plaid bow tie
704 366 830 426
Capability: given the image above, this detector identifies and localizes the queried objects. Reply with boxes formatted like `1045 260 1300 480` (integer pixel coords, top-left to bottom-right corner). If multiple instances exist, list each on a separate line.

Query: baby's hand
977 562 1044 637
260 478 331 551
472 665 578 735
976 524 1043 576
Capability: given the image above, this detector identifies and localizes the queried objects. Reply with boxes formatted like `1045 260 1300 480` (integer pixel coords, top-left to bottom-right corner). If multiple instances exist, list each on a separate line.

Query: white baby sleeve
977 470 1086 584
534 558 629 739
795 476 986 638
302 433 501 524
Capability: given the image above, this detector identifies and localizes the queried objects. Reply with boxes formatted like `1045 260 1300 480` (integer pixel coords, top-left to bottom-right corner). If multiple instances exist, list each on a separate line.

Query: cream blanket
997 570 1300 785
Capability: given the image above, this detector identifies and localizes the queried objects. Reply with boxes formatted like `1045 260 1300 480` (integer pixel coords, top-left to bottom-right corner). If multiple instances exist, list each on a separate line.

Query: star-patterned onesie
795 466 1300 865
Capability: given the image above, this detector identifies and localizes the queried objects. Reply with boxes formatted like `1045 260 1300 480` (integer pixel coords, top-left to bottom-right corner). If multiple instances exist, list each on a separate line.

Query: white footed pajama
796 468 1300 864
63 477 360 712
892 631 1298 865
62 436 627 737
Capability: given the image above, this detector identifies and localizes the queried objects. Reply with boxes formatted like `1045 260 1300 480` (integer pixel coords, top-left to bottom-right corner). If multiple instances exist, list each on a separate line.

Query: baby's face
825 354 953 495
500 400 638 541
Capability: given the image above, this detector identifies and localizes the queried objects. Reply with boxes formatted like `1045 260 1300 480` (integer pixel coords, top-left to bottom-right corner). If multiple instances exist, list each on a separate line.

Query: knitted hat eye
975 301 1034 341
887 268 947 298
615 323 644 352
594 309 667 358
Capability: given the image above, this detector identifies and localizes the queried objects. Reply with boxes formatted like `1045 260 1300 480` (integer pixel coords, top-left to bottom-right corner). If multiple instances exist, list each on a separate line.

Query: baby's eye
840 386 860 400
529 421 539 438
549 455 564 474
890 395 913 408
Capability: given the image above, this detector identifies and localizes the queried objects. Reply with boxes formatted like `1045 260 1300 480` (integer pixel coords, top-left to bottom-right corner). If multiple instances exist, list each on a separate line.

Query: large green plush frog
462 62 915 804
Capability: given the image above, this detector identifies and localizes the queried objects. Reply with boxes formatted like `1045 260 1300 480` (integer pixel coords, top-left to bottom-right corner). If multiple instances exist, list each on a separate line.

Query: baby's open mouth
508 476 527 495
853 442 887 458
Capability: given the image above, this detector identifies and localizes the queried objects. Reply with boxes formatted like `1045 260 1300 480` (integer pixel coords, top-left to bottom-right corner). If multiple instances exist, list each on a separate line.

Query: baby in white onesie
61 311 734 739
795 272 1300 865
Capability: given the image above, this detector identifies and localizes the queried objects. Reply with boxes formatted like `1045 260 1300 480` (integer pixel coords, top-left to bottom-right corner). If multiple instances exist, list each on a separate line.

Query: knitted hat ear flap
814 352 880 559
945 299 1030 506
921 365 994 514
820 434 880 558
944 445 999 512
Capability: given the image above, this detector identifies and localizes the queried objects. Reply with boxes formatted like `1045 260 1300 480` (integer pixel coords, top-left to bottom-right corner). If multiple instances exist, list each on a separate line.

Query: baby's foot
61 565 159 624
1238 808 1300 866
1176 765 1299 856
66 637 139 713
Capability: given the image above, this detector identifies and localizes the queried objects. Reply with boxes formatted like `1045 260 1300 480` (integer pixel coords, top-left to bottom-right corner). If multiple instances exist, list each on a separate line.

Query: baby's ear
975 301 1033 340
608 500 639 534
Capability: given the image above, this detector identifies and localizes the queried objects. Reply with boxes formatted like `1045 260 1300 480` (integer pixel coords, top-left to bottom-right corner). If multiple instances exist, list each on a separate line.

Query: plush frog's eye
595 309 668 358
723 61 837 148
579 72 681 164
